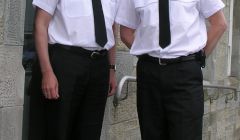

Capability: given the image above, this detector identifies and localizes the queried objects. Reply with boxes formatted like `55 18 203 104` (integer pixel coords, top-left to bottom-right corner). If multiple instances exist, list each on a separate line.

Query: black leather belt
52 43 108 59
138 51 204 66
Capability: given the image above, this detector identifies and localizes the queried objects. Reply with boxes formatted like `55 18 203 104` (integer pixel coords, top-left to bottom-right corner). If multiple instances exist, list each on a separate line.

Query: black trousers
136 58 204 140
28 45 109 140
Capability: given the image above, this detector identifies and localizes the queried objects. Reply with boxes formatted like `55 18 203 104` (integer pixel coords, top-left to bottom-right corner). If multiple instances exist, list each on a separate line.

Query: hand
108 70 117 96
41 70 59 100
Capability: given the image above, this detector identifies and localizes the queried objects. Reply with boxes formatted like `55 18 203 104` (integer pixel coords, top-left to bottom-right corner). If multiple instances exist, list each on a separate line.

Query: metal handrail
203 84 238 103
113 76 136 107
113 75 239 107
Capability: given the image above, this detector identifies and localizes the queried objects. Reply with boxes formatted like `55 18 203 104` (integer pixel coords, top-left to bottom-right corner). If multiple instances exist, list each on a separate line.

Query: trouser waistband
138 51 206 67
51 44 108 59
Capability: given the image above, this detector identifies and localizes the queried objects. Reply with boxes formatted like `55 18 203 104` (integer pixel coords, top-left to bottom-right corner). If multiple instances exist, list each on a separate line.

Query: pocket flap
170 0 198 2
135 0 158 8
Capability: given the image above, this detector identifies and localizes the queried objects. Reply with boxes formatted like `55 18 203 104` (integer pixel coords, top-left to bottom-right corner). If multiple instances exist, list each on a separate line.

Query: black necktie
92 0 108 47
159 0 171 48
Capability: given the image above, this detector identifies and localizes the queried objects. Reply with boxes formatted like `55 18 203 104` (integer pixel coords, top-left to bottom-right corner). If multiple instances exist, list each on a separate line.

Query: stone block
203 113 211 132
101 96 114 140
115 51 135 82
3 0 25 46
107 118 140 140
111 91 138 124
0 46 25 107
0 106 23 140
203 131 211 140
233 126 240 140
0 0 4 46
101 90 139 140
204 99 211 114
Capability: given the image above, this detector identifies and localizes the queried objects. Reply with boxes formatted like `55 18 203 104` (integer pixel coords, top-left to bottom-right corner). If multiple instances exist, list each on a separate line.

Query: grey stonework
203 80 240 140
231 0 240 79
0 0 25 140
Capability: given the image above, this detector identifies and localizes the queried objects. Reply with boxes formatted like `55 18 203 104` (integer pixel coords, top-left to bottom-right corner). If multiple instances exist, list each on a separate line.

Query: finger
48 88 53 99
55 84 59 99
51 84 59 99
42 90 48 98
42 83 51 99
42 86 48 99
45 88 52 99
108 84 116 96
50 82 59 100
108 92 114 96
108 86 112 96
41 85 46 97
50 87 58 100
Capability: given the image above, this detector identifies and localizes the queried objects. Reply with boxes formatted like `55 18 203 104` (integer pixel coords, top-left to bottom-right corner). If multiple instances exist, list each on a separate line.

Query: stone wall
231 0 240 79
0 0 25 140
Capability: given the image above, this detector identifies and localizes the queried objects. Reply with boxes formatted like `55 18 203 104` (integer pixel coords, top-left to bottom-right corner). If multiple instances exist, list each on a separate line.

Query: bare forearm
108 46 116 66
34 8 59 99
122 35 134 49
107 24 117 96
35 26 52 73
120 25 135 49
204 25 226 56
108 24 116 65
204 11 227 56
34 9 53 74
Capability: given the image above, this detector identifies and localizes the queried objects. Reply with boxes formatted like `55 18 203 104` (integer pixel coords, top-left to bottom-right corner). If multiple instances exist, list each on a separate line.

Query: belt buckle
90 51 100 59
159 58 167 65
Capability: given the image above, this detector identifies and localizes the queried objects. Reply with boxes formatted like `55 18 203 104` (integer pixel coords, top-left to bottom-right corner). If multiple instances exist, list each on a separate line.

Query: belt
52 44 108 59
138 51 203 66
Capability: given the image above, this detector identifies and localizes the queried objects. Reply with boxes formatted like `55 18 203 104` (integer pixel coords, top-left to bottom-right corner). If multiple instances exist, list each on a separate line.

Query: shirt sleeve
198 0 225 18
115 0 140 29
32 0 59 15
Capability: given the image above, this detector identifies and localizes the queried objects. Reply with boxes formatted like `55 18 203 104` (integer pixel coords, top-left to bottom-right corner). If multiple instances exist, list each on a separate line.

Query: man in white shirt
116 0 227 139
28 0 117 140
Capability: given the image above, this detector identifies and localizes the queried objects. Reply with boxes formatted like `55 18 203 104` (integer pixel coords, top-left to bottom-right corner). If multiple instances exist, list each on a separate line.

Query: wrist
42 69 54 75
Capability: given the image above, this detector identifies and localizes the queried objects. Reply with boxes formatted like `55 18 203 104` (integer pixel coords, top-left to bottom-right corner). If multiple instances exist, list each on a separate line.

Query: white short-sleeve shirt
33 0 117 50
115 0 225 58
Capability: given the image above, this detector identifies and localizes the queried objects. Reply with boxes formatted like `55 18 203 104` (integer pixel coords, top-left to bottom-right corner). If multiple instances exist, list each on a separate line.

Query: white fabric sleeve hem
115 17 138 29
203 3 225 18
32 1 55 15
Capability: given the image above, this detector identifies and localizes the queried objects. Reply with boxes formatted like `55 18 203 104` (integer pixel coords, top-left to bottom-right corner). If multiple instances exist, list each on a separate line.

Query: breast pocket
102 0 117 23
170 0 199 22
64 0 92 17
135 0 158 8
135 0 158 26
